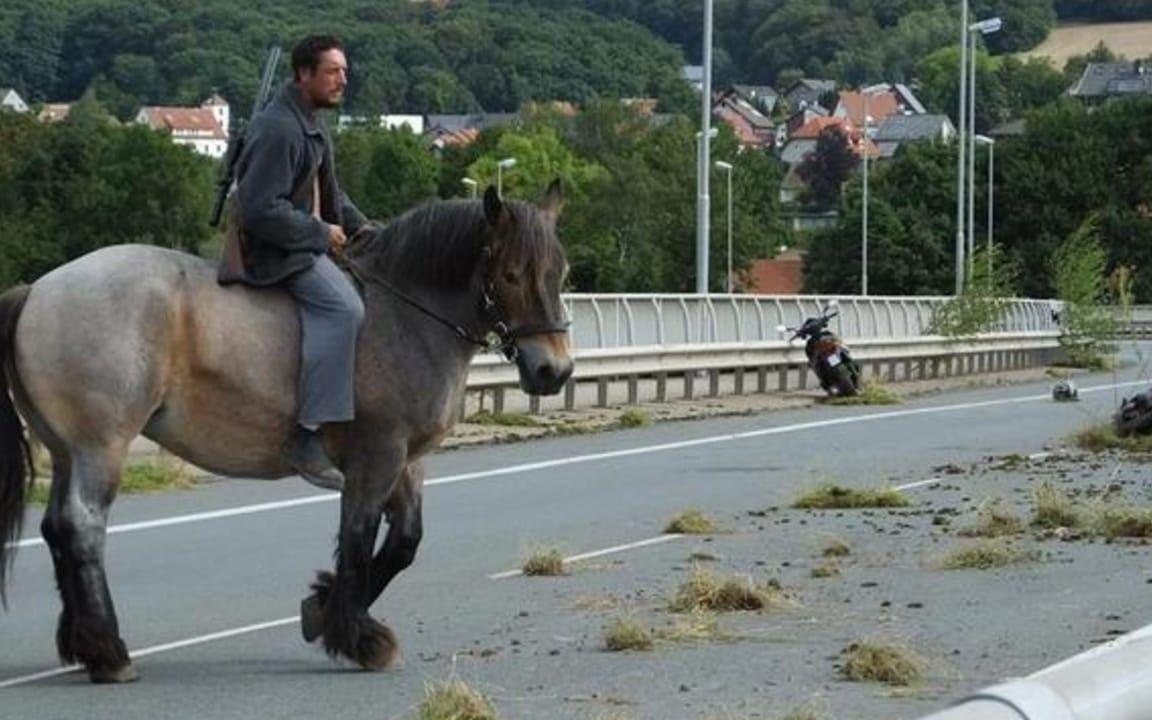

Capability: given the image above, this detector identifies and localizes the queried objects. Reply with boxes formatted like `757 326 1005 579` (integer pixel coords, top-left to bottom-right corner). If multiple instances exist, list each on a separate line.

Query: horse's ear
483 185 509 228
541 178 565 217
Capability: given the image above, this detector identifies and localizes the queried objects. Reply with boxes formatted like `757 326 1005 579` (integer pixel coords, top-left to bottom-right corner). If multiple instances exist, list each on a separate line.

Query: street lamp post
697 0 715 296
955 0 969 295
496 157 517 198
715 160 734 293
968 17 1002 283
862 104 873 297
461 177 478 198
975 134 996 288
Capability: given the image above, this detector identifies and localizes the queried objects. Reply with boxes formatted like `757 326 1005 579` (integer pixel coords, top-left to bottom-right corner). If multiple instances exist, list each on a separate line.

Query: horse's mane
350 198 559 290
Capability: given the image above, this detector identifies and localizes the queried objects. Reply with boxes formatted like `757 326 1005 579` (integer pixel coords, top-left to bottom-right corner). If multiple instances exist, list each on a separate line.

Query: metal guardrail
919 624 1152 719
562 294 1061 350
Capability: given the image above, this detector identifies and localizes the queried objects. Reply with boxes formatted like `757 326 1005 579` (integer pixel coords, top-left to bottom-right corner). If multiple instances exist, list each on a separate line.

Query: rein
337 251 569 362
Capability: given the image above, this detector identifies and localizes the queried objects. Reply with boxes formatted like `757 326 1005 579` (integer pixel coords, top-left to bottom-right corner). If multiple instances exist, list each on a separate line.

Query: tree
805 140 957 295
335 127 441 221
797 126 858 210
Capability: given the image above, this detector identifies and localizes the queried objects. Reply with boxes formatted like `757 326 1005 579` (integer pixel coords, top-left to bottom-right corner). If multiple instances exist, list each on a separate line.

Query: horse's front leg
308 442 405 670
366 461 424 605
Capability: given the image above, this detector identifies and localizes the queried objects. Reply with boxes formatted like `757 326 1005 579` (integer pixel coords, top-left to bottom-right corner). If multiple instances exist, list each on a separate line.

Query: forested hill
0 0 693 118
3 0 1151 119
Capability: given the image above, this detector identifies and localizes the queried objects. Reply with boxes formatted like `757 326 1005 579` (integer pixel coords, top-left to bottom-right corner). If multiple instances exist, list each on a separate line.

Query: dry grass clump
810 561 840 578
941 540 1033 570
521 548 566 576
1032 481 1083 529
773 703 830 720
1075 423 1152 453
959 498 1025 538
821 539 851 558
793 483 910 510
656 610 727 643
617 409 651 429
664 509 718 534
417 680 500 720
1091 504 1152 539
603 616 654 652
840 641 926 686
824 381 901 406
669 565 785 613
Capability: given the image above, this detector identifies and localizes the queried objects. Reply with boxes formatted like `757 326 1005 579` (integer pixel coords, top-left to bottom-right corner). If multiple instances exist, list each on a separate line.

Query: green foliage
797 126 858 210
0 104 214 289
335 126 439 221
928 245 1019 337
805 140 956 295
0 0 690 116
1051 215 1116 367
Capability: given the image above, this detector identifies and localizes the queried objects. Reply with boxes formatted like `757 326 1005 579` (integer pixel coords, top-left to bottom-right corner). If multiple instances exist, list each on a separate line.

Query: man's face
299 49 348 109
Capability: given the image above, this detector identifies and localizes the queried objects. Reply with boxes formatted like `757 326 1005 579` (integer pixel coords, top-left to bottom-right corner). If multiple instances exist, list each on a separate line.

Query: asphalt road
3 348 1152 720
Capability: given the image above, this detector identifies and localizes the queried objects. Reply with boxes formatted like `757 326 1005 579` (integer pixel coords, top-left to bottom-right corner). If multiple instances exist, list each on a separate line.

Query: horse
0 181 573 683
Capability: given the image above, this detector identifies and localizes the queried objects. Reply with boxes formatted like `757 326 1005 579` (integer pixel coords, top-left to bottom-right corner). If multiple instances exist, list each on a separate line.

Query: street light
954 0 969 295
496 157 517 198
697 0 716 296
862 109 874 297
461 177 478 198
975 134 996 289
715 160 734 293
967 16 1001 284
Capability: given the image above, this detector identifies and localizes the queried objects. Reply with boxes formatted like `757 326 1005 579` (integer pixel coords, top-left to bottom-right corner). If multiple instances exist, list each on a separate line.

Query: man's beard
312 90 342 109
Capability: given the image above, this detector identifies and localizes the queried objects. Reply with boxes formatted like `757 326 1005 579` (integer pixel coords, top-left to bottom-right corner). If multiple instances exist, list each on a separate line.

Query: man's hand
328 224 347 254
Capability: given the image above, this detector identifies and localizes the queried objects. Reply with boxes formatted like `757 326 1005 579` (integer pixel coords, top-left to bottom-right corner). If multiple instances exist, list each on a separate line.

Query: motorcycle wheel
830 364 858 397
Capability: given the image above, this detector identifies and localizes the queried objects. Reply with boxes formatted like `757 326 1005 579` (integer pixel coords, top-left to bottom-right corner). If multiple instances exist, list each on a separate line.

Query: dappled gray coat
229 82 367 286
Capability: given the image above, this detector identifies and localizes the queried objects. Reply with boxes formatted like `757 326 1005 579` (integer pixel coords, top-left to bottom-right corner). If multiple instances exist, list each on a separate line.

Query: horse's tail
0 284 32 608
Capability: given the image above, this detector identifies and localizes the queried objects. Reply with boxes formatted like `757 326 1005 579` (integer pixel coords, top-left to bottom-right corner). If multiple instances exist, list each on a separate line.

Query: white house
135 95 230 159
0 88 29 114
337 114 425 133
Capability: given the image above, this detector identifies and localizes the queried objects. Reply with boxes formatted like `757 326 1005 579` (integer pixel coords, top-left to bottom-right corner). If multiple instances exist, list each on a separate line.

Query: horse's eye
503 272 519 285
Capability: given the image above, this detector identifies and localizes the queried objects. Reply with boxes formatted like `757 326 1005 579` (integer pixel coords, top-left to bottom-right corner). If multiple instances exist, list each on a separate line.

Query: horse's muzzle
515 342 573 396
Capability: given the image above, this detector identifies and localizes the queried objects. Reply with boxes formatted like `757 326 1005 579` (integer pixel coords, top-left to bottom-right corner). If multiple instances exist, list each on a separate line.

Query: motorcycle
1114 389 1152 437
778 300 861 397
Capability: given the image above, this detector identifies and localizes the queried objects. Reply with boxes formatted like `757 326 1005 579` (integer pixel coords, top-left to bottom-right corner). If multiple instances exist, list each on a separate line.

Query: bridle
340 242 570 362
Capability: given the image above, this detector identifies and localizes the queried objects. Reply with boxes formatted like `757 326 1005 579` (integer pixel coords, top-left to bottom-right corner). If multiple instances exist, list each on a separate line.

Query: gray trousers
284 255 365 426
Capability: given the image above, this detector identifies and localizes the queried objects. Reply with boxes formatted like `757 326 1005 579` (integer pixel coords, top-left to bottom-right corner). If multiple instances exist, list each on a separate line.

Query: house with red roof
135 94 230 159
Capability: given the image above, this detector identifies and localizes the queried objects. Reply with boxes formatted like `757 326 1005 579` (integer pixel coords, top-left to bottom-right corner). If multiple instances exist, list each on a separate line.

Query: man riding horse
229 34 365 491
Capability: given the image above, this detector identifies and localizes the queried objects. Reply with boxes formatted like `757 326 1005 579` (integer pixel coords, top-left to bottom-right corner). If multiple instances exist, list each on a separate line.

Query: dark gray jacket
233 82 366 286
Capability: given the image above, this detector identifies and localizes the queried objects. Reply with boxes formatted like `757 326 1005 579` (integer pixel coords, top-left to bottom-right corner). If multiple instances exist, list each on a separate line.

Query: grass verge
29 454 196 505
466 410 543 427
823 381 901 406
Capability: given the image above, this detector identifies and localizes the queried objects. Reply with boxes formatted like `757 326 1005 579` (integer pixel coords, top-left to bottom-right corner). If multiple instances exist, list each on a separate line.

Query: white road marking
488 534 685 580
0 616 299 689
894 478 941 492
9 379 1144 551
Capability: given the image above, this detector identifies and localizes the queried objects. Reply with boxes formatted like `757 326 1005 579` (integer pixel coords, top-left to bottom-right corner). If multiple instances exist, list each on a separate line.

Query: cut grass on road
793 484 910 509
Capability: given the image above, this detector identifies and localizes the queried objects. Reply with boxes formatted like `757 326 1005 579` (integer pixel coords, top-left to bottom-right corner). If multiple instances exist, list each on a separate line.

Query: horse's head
482 180 573 396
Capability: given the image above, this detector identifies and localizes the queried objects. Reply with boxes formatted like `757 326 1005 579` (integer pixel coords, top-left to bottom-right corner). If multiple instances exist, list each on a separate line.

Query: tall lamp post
496 157 517 198
461 177 478 198
954 0 969 295
861 108 873 297
967 16 1002 283
715 160 734 293
975 134 996 288
697 0 715 296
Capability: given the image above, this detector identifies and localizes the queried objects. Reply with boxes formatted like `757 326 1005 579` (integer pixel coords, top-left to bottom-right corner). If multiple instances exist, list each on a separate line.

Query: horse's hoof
89 662 138 684
301 595 324 644
355 617 400 671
